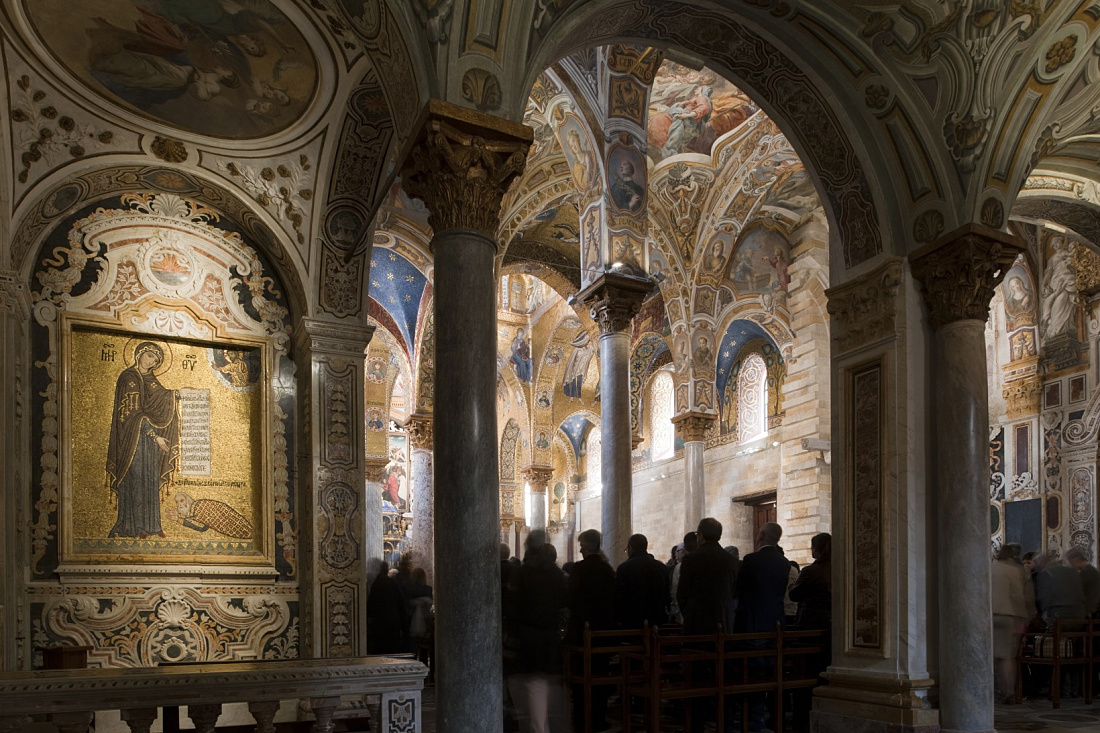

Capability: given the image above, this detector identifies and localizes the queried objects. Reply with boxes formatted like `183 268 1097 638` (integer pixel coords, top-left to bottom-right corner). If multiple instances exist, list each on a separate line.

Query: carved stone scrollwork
577 272 652 335
1073 244 1100 298
521 465 554 492
909 225 1026 331
403 413 434 451
1003 377 1043 421
399 100 532 237
672 411 716 443
826 258 903 354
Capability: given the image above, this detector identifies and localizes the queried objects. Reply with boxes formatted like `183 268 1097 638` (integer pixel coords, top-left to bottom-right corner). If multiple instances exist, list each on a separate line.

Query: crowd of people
501 519 832 733
991 543 1100 702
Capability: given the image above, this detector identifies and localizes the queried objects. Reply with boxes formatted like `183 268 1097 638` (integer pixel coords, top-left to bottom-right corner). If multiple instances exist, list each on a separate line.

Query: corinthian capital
521 464 554 491
577 271 652 335
909 224 1025 331
403 412 434 450
672 411 716 443
400 100 532 237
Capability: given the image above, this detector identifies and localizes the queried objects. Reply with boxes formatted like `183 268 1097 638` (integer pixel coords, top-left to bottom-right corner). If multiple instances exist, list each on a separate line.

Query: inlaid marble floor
994 699 1100 732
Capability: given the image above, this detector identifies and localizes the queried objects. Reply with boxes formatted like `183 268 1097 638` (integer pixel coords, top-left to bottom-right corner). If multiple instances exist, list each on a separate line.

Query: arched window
738 353 768 442
649 370 675 460
587 426 602 493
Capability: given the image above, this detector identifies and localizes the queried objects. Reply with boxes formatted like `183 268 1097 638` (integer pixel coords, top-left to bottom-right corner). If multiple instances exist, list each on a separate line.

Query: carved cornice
293 318 374 357
403 412 434 451
909 225 1025 331
671 411 716 443
400 99 532 237
521 464 554 490
1003 376 1042 421
364 458 388 484
577 272 652 335
826 257 903 354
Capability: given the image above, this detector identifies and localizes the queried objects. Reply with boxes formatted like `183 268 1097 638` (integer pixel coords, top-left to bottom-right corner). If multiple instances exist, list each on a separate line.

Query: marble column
294 318 374 658
0 273 27 671
910 226 1024 733
577 273 651 557
364 458 386 587
404 413 435 584
400 99 531 733
521 465 554 532
672 412 715 534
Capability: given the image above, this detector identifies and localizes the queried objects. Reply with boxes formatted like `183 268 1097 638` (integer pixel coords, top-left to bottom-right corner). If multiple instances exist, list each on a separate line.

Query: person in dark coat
788 532 832 729
735 522 792 732
506 530 568 733
616 533 670 630
367 561 406 654
677 518 738 634
568 528 617 733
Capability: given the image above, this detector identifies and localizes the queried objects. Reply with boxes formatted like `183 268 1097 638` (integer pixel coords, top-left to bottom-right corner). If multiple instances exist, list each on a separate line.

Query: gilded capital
400 99 532 237
364 458 388 484
1003 377 1042 421
672 411 716 443
577 272 652 335
909 225 1025 331
403 412 434 450
521 464 554 490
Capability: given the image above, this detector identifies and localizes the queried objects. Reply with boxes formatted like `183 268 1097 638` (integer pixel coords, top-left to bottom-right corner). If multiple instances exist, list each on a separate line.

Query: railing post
50 712 93 733
247 701 280 733
187 705 221 733
309 697 340 733
120 708 158 733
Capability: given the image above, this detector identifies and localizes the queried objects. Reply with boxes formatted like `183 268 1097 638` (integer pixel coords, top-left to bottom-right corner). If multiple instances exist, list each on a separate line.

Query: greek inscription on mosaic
179 389 212 475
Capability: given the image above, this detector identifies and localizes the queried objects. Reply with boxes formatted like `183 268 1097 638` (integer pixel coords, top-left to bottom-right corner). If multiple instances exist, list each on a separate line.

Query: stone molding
521 464 554 490
364 458 388 484
403 413 434 451
909 224 1026 331
400 99 532 237
1003 376 1042 421
577 272 653 335
294 318 375 357
826 257 903 355
671 411 716 443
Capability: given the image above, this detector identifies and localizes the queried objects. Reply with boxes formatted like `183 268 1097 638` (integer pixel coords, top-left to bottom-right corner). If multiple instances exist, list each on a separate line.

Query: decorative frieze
826 258 902 355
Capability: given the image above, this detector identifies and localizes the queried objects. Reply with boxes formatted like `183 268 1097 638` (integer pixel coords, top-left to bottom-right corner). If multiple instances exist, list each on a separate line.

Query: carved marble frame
56 309 276 574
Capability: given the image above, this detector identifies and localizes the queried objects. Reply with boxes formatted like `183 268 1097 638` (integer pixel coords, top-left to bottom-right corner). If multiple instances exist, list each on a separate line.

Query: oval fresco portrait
26 0 318 139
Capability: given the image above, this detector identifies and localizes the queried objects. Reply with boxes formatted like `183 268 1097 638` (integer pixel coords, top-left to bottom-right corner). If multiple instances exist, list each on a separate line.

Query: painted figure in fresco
563 330 595 399
704 238 727 273
383 446 407 511
661 86 713 158
566 129 598 191
763 246 790 292
694 335 714 371
106 342 180 539
511 327 533 382
1041 238 1077 340
609 159 645 214
1004 273 1036 333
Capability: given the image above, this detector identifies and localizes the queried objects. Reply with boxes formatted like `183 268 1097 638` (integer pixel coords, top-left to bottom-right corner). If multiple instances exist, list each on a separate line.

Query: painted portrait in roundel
26 0 318 139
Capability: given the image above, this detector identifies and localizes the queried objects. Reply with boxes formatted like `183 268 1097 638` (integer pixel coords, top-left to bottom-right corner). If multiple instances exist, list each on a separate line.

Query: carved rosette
1003 377 1043 421
400 100 532 237
521 465 554 492
364 458 388 484
577 272 653 335
403 413 434 451
672 411 716 443
909 226 1026 331
826 258 903 354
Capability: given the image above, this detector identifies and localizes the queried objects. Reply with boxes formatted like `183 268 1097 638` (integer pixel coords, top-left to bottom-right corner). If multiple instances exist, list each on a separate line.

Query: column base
812 671 940 733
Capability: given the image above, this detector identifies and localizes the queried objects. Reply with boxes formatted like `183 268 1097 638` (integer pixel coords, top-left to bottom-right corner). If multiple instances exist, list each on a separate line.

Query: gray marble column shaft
528 488 547 532
600 329 632 558
683 440 706 533
935 319 994 733
364 460 386 588
411 447 435 584
431 228 502 732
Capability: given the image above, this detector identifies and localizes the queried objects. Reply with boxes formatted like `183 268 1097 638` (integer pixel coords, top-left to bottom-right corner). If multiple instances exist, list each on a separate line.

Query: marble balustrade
0 657 427 733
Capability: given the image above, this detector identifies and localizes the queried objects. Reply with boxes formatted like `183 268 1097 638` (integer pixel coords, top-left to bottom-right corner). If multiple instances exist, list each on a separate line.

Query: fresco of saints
566 129 598 191
563 330 595 399
511 327 533 382
609 159 645 214
105 342 181 538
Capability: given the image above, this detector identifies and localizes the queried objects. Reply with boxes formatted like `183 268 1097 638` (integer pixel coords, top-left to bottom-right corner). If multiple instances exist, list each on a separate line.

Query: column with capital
0 273 28 670
521 465 554 532
910 225 1025 733
672 412 715 534
294 318 374 658
404 412 434 584
400 99 531 730
364 457 387 588
577 272 651 558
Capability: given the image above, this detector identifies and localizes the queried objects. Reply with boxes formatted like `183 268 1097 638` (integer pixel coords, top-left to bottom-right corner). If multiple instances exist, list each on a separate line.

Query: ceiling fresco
26 0 318 139
714 319 773 399
368 247 428 354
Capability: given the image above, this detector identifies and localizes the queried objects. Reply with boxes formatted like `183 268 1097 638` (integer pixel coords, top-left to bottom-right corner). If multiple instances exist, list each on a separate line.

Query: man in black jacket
568 528 617 733
678 517 738 635
616 533 670 630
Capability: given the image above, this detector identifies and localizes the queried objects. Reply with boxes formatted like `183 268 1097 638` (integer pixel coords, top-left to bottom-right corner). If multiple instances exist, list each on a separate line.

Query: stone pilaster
911 225 1025 733
0 272 28 671
521 464 554 532
672 411 714 534
578 272 651 559
294 318 374 659
404 413 434 584
400 99 531 733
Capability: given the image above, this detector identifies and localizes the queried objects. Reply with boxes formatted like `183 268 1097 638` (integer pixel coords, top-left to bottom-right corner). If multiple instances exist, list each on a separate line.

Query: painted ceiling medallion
25 0 318 139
